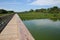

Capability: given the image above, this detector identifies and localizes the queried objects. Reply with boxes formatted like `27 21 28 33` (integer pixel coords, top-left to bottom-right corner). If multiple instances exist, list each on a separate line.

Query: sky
0 0 60 12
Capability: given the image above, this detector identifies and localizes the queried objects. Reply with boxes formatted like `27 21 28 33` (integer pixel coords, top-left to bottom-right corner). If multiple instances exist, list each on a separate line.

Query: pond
23 19 60 40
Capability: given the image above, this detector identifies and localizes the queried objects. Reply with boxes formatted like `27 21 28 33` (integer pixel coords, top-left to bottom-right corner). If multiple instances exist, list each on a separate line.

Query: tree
29 9 34 12
8 11 14 13
0 9 8 14
40 8 47 13
35 9 40 12
48 6 60 13
35 8 47 13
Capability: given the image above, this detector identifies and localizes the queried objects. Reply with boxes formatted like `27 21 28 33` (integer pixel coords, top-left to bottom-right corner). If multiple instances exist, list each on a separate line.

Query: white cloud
30 0 60 6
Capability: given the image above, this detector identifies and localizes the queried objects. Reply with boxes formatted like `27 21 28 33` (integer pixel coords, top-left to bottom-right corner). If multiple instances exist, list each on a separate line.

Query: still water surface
23 19 60 40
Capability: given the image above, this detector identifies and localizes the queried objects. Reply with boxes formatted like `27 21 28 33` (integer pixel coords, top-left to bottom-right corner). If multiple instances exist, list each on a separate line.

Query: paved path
0 14 35 40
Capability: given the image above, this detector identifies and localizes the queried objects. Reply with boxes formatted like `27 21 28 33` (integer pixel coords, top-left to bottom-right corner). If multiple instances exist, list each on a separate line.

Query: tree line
0 6 60 14
29 6 60 13
0 9 14 14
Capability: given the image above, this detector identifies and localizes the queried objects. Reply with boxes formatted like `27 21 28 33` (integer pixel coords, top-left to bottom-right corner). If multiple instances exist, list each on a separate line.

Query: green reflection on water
23 19 60 40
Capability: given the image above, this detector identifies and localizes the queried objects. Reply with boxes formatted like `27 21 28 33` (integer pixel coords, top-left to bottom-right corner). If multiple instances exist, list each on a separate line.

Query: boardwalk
0 14 35 40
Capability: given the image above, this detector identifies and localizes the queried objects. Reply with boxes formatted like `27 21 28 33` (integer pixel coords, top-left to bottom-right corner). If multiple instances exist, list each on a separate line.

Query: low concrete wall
0 14 14 33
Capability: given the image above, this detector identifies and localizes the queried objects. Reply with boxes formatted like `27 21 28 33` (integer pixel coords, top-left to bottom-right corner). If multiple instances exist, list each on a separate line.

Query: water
23 19 60 40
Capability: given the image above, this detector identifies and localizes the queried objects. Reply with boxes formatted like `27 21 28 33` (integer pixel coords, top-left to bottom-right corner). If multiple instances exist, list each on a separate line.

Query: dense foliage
29 6 60 13
0 9 8 14
0 9 14 14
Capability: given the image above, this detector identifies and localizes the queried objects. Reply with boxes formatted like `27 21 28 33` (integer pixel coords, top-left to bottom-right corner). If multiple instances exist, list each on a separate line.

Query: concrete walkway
0 14 35 40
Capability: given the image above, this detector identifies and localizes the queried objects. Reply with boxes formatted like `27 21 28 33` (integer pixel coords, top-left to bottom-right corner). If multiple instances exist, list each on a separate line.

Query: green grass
0 14 4 16
18 12 60 20
0 13 12 17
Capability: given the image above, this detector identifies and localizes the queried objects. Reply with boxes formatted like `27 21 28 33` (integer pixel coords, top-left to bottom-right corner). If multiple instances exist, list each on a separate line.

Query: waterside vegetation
18 6 60 20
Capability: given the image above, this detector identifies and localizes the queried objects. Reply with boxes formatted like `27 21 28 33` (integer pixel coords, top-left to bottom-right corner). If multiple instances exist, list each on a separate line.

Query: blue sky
0 0 60 12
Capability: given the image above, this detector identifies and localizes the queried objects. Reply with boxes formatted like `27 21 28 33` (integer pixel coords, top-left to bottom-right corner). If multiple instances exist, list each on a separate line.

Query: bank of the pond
18 12 60 20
